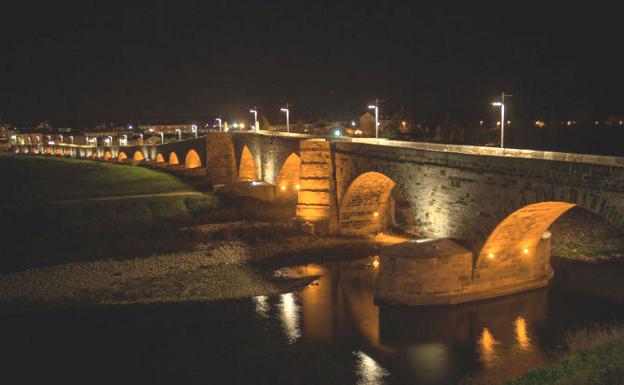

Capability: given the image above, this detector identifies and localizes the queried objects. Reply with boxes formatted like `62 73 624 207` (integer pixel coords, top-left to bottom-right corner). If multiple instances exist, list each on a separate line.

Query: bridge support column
296 140 339 234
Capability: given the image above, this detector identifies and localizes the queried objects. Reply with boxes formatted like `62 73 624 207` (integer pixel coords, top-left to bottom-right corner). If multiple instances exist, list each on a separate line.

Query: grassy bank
551 206 624 261
0 154 220 273
0 153 192 204
505 325 624 385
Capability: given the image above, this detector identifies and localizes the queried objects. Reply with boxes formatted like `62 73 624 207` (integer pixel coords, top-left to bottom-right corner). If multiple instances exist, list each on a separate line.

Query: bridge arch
184 149 202 169
55 148 62 156
91 150 98 159
276 153 301 199
103 150 113 161
478 202 577 269
238 145 258 181
156 153 165 163
169 152 180 165
118 152 128 161
133 151 145 161
45 147 52 155
338 171 414 235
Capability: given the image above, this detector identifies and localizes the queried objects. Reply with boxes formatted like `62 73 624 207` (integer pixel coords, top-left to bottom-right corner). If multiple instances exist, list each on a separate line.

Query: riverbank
0 221 390 314
504 325 624 385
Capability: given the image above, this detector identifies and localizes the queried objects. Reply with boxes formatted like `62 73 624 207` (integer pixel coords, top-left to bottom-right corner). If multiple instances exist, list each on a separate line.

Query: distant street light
139 134 144 143
215 118 222 132
175 128 182 141
159 132 164 144
492 92 512 148
368 98 381 139
250 108 259 132
191 124 198 138
280 104 290 133
69 136 74 144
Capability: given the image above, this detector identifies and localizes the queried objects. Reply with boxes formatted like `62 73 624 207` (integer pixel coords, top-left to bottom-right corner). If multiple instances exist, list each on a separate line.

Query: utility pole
492 92 512 148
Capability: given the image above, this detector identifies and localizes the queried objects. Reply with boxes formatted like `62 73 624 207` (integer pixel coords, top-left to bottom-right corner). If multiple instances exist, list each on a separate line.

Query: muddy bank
0 221 389 314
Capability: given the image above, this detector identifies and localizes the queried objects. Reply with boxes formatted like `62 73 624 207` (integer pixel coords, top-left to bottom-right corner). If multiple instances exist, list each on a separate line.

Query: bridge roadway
12 131 624 304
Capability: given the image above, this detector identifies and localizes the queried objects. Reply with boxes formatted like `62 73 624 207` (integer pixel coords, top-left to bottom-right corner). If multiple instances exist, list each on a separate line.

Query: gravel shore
0 221 389 313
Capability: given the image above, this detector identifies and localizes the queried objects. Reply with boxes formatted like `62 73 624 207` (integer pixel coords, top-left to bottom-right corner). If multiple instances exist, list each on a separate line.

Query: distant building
0 122 11 151
137 123 196 134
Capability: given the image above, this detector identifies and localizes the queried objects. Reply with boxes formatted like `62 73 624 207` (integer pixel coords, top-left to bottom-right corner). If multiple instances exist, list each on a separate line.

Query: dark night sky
1 1 623 126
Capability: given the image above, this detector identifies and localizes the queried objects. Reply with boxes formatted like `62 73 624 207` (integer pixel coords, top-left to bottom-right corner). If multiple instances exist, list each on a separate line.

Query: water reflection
478 327 499 365
253 295 270 318
354 351 389 385
279 293 301 343
515 316 531 350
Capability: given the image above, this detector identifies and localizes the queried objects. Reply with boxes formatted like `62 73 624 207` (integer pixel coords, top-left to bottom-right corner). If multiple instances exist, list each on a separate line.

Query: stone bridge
12 133 624 304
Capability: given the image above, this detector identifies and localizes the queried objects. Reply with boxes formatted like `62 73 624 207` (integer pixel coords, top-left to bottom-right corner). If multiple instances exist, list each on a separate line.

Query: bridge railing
349 138 624 168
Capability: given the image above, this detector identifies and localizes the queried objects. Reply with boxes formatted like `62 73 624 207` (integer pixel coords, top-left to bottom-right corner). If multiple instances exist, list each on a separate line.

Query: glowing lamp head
295 184 300 190
280 108 288 113
373 211 379 218
281 185 286 191
334 129 341 136
492 102 502 107
368 105 376 109
239 123 245 129
523 248 529 255
488 252 495 259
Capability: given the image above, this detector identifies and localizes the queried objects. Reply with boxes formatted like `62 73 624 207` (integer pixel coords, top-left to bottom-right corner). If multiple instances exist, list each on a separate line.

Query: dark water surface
3 257 623 385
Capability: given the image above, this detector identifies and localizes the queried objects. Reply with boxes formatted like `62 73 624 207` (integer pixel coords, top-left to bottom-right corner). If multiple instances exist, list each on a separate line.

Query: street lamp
191 124 198 138
280 104 290 133
492 92 512 148
175 128 182 141
69 136 73 144
159 132 164 144
215 118 222 132
368 98 381 139
250 108 258 132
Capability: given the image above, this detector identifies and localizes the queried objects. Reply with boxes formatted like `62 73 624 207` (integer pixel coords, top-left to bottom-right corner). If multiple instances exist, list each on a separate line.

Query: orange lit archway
103 151 113 160
133 151 145 161
91 151 98 159
478 202 576 268
238 145 258 180
45 147 52 155
339 171 398 235
169 152 180 165
118 152 128 161
276 153 301 198
156 153 165 163
55 148 62 156
184 149 202 169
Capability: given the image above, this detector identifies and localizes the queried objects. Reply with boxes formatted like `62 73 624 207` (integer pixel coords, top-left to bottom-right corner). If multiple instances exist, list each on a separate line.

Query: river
2 256 623 385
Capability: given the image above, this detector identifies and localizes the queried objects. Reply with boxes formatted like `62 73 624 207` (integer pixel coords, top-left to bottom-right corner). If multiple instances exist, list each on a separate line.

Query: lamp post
215 118 222 132
250 108 258 132
191 124 198 138
492 92 512 149
139 134 143 144
69 136 73 144
159 132 164 144
175 128 182 141
280 104 290 133
367 98 381 139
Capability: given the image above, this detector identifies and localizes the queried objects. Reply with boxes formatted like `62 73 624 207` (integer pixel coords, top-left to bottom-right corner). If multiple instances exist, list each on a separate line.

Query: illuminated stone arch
54 148 62 156
238 145 258 181
184 149 202 169
338 171 401 235
45 147 52 155
103 150 113 161
169 152 180 165
64 148 72 156
156 153 165 163
118 152 128 161
91 150 98 159
477 202 577 269
133 151 145 161
276 153 301 199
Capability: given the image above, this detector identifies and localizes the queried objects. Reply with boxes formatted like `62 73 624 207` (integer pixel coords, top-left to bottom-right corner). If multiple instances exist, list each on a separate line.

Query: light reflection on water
270 257 623 384
355 351 390 385
253 295 270 318
279 292 301 343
